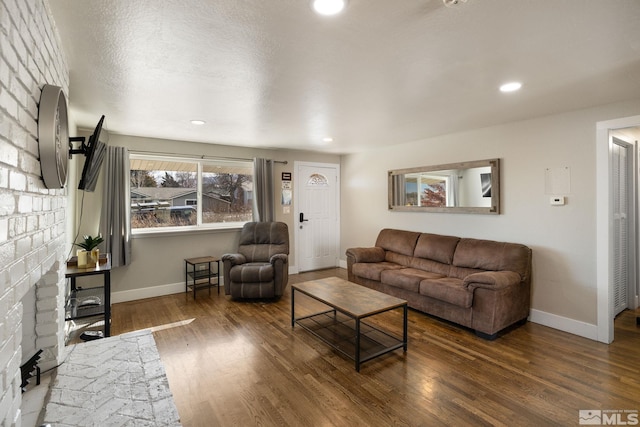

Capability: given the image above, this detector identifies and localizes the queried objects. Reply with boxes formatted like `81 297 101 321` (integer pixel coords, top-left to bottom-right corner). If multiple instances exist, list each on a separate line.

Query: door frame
596 114 640 343
293 161 341 273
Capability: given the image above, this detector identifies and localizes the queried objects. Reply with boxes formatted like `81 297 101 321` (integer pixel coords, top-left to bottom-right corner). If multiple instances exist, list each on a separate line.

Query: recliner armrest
463 271 522 290
345 247 385 263
270 253 288 264
221 253 247 266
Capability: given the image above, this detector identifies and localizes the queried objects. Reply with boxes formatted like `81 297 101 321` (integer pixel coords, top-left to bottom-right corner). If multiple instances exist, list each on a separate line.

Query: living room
2 0 640 426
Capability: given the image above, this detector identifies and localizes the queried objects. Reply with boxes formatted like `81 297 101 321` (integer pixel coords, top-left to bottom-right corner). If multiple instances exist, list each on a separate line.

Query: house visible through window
130 154 254 231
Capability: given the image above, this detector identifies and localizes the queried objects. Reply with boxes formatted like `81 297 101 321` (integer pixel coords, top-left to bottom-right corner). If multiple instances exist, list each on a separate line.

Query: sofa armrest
345 247 386 263
463 271 522 290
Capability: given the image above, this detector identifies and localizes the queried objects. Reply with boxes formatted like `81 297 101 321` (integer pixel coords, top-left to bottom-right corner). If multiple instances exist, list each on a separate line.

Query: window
130 154 254 232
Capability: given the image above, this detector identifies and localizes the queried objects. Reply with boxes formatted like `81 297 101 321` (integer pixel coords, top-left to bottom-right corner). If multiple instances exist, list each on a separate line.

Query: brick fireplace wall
0 1 69 425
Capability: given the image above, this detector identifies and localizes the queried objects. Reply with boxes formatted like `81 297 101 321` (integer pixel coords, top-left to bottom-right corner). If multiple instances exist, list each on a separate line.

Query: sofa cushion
381 268 446 293
413 233 460 265
375 229 421 257
419 277 473 308
352 262 405 281
453 238 531 279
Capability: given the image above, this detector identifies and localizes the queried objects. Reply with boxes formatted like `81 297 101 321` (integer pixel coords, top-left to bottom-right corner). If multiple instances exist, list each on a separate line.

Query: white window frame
130 153 254 235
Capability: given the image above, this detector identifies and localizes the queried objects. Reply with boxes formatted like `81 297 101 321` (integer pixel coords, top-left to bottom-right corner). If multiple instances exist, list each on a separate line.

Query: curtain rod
129 149 288 164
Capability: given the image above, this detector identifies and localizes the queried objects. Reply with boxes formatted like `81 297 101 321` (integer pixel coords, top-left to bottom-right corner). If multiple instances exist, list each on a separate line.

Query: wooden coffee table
291 276 407 371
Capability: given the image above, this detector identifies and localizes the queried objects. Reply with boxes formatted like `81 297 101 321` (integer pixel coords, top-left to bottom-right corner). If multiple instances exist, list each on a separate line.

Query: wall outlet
550 196 565 206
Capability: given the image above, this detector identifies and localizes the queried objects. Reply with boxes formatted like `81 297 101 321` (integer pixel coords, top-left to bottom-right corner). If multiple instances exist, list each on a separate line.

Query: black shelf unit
185 256 220 299
65 287 105 320
64 254 111 340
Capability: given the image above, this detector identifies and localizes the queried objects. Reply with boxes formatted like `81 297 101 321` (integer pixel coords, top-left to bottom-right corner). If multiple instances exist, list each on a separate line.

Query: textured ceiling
48 0 640 154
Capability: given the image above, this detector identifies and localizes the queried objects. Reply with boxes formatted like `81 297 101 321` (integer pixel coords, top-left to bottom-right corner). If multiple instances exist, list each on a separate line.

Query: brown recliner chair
222 222 290 299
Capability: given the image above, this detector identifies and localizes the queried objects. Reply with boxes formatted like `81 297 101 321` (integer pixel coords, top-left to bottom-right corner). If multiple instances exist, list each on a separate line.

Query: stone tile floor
40 330 181 426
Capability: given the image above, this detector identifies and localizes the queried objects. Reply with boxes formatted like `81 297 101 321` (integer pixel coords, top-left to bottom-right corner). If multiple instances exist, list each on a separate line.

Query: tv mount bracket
68 136 88 158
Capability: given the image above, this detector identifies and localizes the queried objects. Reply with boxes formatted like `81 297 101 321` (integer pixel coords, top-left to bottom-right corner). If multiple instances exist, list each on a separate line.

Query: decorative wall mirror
388 158 500 214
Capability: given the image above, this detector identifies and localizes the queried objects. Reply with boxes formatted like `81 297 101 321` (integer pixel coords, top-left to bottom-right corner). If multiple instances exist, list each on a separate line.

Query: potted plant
75 234 104 267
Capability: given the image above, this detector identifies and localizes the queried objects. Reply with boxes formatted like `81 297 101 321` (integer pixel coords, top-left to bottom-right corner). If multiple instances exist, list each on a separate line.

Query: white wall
0 0 69 425
340 98 640 336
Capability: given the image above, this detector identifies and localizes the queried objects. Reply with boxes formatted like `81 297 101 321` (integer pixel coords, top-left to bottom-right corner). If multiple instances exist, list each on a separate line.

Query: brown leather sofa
346 229 532 339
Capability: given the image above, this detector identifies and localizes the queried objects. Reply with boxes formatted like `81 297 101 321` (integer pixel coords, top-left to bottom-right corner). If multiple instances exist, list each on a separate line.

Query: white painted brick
0 336 16 376
41 271 58 287
35 284 59 299
0 291 11 321
35 310 57 325
0 219 7 242
16 195 31 214
8 261 25 286
25 215 36 232
11 277 29 304
0 142 18 168
34 335 56 349
0 32 18 72
30 232 43 250
0 243 15 271
0 89 18 121
8 171 25 192
0 193 16 216
0 168 8 189
0 388 13 427
1 1 70 424
35 322 58 337
35 297 56 313
14 237 30 259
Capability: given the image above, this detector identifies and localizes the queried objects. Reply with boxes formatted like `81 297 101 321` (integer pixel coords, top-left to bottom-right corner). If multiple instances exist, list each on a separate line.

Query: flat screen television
78 115 107 192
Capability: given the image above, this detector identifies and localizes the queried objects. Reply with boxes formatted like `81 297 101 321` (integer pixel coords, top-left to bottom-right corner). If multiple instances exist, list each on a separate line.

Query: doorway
596 116 640 343
610 136 637 316
294 162 340 272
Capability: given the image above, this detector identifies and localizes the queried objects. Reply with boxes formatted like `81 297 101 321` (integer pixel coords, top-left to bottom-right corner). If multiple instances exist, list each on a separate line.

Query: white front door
295 162 340 272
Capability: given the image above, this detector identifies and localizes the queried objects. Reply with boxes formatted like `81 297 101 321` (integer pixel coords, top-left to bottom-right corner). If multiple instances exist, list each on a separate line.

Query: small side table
185 256 220 299
65 253 112 338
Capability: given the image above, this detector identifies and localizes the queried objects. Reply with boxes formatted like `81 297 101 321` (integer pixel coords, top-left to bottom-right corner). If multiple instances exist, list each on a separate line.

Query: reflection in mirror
388 159 500 214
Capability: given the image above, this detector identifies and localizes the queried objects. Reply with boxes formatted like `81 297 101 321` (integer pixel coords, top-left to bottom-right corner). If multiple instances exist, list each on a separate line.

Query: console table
65 253 111 338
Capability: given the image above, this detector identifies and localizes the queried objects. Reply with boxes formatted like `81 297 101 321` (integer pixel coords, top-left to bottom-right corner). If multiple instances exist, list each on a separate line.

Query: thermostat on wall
550 196 566 206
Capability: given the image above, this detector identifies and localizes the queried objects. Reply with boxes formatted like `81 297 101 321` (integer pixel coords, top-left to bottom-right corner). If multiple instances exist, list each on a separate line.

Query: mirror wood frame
388 158 500 214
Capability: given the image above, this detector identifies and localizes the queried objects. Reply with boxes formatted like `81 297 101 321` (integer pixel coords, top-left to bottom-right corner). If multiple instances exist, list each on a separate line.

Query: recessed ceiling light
312 0 347 16
499 82 522 93
322 137 334 143
190 120 206 125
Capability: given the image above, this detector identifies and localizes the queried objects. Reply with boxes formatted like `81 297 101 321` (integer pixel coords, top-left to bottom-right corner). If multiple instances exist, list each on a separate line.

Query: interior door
295 162 340 272
611 136 635 315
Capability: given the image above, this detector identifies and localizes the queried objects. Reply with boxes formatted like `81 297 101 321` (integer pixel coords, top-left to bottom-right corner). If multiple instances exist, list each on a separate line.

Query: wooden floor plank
111 268 640 427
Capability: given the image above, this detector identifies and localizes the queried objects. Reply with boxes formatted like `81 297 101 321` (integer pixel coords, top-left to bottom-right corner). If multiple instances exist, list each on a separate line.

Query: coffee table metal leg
403 304 408 351
291 288 296 327
355 319 361 372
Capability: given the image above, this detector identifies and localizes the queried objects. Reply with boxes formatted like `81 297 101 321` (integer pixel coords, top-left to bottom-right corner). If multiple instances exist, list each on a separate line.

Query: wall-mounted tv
78 115 107 192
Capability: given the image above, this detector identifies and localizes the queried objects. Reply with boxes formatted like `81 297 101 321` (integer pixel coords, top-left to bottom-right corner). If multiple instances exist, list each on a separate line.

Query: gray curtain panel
100 146 132 267
253 158 275 222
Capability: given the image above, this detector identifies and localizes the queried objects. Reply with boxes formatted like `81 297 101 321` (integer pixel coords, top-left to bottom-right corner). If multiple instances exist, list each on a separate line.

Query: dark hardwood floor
111 268 640 427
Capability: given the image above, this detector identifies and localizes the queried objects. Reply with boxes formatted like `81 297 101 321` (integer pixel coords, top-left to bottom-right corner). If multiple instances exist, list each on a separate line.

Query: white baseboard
528 309 598 341
112 282 185 303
